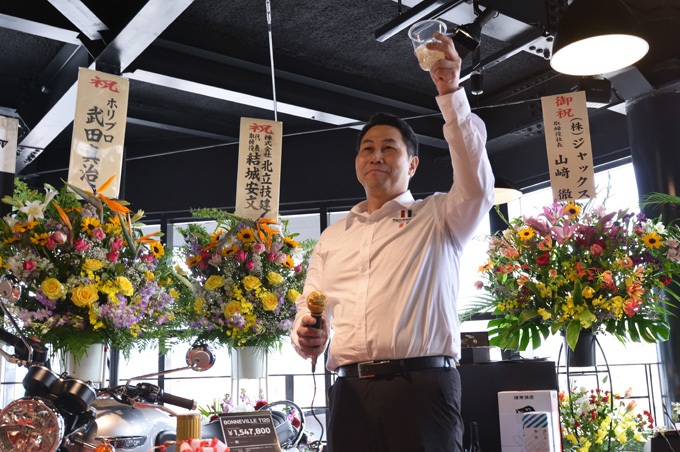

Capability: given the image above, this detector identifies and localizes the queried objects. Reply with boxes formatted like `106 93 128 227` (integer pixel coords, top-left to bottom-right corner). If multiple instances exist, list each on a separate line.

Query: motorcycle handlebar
158 391 197 411
0 327 49 365
0 327 21 349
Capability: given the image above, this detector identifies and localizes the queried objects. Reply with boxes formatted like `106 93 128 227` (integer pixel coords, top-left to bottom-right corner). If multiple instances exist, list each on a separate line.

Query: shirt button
363 243 368 247
361 267 367 273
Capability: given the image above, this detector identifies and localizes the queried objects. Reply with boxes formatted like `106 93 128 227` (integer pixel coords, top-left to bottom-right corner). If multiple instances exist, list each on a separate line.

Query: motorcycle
0 274 205 452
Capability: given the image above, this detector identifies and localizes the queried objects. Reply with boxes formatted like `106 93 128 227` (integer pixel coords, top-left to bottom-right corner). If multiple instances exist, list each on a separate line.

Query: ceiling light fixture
493 178 523 205
550 0 649 76
451 6 497 59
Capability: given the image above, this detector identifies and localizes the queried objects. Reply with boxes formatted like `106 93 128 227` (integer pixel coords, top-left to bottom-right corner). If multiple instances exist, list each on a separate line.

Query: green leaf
626 318 641 342
118 212 137 256
518 309 539 325
550 321 565 335
572 279 583 305
578 309 596 329
565 320 581 351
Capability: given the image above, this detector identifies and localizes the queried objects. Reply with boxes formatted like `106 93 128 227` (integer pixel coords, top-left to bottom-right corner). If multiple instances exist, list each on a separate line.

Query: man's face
355 125 419 198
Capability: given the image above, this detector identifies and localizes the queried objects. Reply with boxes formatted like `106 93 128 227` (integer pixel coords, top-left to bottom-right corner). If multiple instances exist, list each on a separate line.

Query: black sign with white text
218 411 281 452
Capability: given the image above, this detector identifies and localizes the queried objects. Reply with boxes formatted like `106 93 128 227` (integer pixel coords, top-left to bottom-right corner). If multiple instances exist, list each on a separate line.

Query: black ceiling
1 0 679 219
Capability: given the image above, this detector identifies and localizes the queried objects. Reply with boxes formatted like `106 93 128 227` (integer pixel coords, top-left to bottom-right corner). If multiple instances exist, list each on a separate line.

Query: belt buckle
357 360 390 379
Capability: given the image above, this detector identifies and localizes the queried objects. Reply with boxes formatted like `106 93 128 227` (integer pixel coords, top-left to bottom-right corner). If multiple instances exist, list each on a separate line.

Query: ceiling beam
153 39 438 116
15 0 196 173
125 69 362 127
0 12 80 44
46 0 108 41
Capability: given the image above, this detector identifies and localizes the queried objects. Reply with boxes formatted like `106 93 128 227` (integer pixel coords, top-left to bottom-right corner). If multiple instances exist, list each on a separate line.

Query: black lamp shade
550 0 649 76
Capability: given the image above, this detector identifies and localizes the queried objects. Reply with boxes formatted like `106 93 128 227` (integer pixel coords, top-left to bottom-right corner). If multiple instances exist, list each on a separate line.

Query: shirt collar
348 190 415 218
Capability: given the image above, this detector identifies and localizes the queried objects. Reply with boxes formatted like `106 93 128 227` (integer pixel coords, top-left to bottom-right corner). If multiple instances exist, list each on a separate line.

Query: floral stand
63 343 107 384
230 346 269 400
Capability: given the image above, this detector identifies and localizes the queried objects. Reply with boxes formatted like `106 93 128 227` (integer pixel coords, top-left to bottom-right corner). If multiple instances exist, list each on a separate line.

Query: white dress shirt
292 89 494 371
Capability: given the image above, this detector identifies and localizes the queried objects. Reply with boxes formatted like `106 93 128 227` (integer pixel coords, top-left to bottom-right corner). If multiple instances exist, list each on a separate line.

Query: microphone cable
308 359 325 451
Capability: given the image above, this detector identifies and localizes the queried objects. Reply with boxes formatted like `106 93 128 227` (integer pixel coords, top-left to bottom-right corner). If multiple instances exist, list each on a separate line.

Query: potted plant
177 208 314 371
559 385 654 451
0 179 188 366
464 199 680 353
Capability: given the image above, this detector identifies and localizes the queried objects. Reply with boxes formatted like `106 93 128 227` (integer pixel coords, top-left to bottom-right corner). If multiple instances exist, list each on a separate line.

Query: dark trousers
327 366 463 452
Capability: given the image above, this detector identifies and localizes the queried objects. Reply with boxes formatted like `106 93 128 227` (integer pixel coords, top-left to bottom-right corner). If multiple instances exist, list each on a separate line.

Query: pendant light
493 178 522 205
550 0 649 76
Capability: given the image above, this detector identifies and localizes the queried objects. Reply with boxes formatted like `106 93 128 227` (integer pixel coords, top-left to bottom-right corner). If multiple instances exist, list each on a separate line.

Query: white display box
498 390 562 452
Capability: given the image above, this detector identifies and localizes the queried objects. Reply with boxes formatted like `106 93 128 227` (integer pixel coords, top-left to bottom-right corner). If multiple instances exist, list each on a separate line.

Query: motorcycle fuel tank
69 398 176 452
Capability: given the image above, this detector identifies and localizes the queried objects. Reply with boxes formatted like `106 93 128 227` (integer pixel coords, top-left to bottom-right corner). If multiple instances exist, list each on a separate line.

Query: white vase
231 346 267 379
63 343 107 384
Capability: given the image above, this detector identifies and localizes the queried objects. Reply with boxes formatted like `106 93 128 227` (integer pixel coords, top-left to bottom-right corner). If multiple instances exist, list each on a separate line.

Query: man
291 32 494 451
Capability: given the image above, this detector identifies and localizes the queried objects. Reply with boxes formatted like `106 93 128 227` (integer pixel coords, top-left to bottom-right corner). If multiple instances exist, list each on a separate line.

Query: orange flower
186 255 201 268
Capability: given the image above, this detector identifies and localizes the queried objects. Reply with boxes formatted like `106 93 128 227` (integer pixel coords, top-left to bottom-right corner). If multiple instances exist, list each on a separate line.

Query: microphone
306 290 327 373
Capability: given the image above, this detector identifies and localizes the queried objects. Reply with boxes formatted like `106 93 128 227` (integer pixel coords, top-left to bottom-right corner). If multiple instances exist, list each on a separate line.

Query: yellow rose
145 271 155 281
205 275 226 291
286 289 301 303
82 259 105 271
262 292 279 311
71 285 99 307
224 301 241 318
242 275 262 291
266 272 284 285
115 276 134 296
41 278 64 300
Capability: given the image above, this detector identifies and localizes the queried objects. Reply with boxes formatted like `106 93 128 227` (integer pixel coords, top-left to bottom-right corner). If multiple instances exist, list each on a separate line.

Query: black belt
336 356 453 378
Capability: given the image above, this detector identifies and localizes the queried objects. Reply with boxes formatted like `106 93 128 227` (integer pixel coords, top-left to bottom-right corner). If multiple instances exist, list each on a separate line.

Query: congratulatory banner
67 68 129 198
235 118 282 220
541 90 595 202
0 116 18 175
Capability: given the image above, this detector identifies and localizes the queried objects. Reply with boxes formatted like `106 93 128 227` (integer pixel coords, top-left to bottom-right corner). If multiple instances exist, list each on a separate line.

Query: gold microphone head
307 290 327 315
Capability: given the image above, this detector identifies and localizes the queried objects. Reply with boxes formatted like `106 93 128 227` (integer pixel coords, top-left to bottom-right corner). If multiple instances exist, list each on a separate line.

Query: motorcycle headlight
0 397 64 452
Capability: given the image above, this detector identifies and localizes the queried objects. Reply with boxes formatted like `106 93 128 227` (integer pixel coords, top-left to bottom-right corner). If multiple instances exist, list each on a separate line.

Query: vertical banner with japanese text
0 116 18 176
541 91 596 202
67 68 129 198
235 118 282 220
0 116 18 216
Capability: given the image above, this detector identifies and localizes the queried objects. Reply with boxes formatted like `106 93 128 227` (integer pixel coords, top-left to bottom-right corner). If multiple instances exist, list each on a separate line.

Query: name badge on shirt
393 209 415 228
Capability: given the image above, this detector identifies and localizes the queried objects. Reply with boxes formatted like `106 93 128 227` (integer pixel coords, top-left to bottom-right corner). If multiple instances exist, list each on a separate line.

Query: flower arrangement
198 389 273 421
559 385 653 451
467 200 680 351
0 179 187 358
178 208 314 351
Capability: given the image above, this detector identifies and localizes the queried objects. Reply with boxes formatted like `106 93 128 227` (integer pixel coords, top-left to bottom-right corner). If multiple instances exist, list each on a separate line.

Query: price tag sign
218 411 281 452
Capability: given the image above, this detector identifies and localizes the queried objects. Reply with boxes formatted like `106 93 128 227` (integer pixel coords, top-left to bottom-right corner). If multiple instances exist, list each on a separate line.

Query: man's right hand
295 314 329 360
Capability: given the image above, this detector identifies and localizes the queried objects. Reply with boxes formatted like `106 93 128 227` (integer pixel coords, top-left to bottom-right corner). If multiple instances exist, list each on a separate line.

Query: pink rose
140 253 154 263
74 238 89 252
235 250 248 263
253 243 266 254
245 260 255 271
111 237 124 250
267 252 277 262
50 231 67 244
23 261 36 271
274 254 288 265
45 237 56 250
106 250 120 262
294 264 302 273
93 227 106 241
